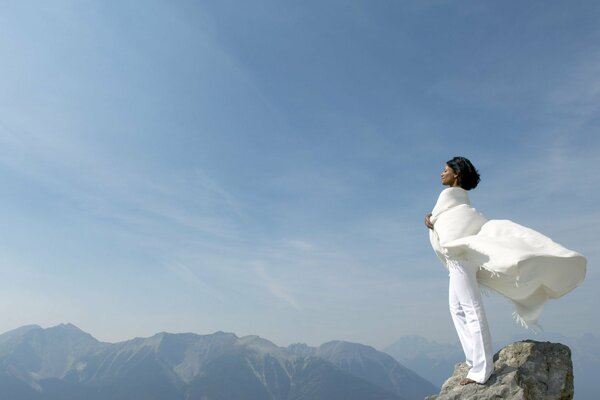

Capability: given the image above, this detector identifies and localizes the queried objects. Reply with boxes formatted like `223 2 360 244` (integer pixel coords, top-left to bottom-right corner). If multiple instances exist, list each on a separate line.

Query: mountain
0 324 435 400
289 340 438 400
383 336 464 387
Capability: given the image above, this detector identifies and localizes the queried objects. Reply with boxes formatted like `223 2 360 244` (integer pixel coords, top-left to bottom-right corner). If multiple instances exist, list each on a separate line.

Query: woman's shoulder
439 186 468 199
432 187 470 216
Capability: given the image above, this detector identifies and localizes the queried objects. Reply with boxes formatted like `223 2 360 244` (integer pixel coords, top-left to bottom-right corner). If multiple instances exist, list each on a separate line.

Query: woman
425 156 586 386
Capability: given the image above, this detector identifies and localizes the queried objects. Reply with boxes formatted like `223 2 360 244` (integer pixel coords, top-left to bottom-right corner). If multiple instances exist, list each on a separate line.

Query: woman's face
441 164 459 187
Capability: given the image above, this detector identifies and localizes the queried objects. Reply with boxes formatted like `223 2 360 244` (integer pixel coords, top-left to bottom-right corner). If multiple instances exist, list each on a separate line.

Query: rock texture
425 340 574 400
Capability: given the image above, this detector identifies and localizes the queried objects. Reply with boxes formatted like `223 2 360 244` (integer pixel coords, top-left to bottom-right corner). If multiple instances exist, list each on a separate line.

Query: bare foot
459 378 476 386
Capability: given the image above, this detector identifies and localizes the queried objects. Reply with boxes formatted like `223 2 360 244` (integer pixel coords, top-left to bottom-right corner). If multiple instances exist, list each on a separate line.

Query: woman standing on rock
425 156 586 386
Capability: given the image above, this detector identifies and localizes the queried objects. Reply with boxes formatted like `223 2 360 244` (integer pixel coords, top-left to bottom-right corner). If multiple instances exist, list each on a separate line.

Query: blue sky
0 0 598 349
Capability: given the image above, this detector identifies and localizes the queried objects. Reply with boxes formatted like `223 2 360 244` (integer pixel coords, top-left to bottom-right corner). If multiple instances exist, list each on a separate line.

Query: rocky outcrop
425 340 574 400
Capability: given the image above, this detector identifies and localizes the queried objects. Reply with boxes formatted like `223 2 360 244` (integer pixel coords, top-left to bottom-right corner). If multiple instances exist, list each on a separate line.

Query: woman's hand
424 213 434 230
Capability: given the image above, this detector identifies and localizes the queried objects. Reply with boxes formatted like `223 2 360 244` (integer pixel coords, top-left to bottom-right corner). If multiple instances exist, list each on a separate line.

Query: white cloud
253 262 302 311
166 261 226 302
0 124 243 243
284 239 317 252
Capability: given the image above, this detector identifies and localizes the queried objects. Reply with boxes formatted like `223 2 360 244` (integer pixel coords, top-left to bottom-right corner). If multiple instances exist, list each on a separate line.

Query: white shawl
429 187 586 328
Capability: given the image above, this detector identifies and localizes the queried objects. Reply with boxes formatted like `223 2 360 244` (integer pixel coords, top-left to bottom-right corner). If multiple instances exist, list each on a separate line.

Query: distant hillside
288 340 437 399
0 324 436 400
383 335 463 387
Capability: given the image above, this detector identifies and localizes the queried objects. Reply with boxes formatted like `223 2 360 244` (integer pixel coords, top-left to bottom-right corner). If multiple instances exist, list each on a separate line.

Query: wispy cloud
544 49 600 124
0 124 243 244
166 261 226 302
253 262 302 311
284 239 317 252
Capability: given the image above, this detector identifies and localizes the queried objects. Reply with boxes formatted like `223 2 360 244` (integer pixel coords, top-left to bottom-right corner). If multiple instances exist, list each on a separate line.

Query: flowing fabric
429 187 586 328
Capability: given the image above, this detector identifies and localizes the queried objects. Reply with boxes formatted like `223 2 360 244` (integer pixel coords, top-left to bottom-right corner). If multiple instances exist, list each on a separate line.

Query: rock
425 340 574 400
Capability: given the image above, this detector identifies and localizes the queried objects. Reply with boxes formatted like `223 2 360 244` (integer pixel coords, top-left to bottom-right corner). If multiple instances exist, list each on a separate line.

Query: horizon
2 321 597 351
1 0 598 350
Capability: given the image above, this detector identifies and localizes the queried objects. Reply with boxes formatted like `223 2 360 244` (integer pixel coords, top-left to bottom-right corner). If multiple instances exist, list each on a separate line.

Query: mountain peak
0 324 438 400
49 323 84 333
237 335 280 352
318 340 381 359
43 323 100 345
0 324 42 336
287 342 316 357
0 324 43 345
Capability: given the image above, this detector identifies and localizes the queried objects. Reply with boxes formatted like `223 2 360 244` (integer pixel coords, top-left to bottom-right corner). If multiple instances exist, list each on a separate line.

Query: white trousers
448 259 494 383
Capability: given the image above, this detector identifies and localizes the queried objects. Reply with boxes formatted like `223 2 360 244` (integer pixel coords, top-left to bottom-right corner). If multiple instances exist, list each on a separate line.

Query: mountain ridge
0 323 436 400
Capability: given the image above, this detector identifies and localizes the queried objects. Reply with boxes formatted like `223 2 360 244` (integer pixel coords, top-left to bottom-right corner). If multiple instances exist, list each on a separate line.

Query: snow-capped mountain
0 324 436 400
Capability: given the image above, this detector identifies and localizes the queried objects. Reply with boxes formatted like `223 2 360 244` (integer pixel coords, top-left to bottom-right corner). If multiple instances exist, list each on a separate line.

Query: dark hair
446 156 480 190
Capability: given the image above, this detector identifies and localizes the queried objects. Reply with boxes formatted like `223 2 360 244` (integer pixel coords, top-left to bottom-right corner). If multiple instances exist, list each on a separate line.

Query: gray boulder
425 340 574 400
